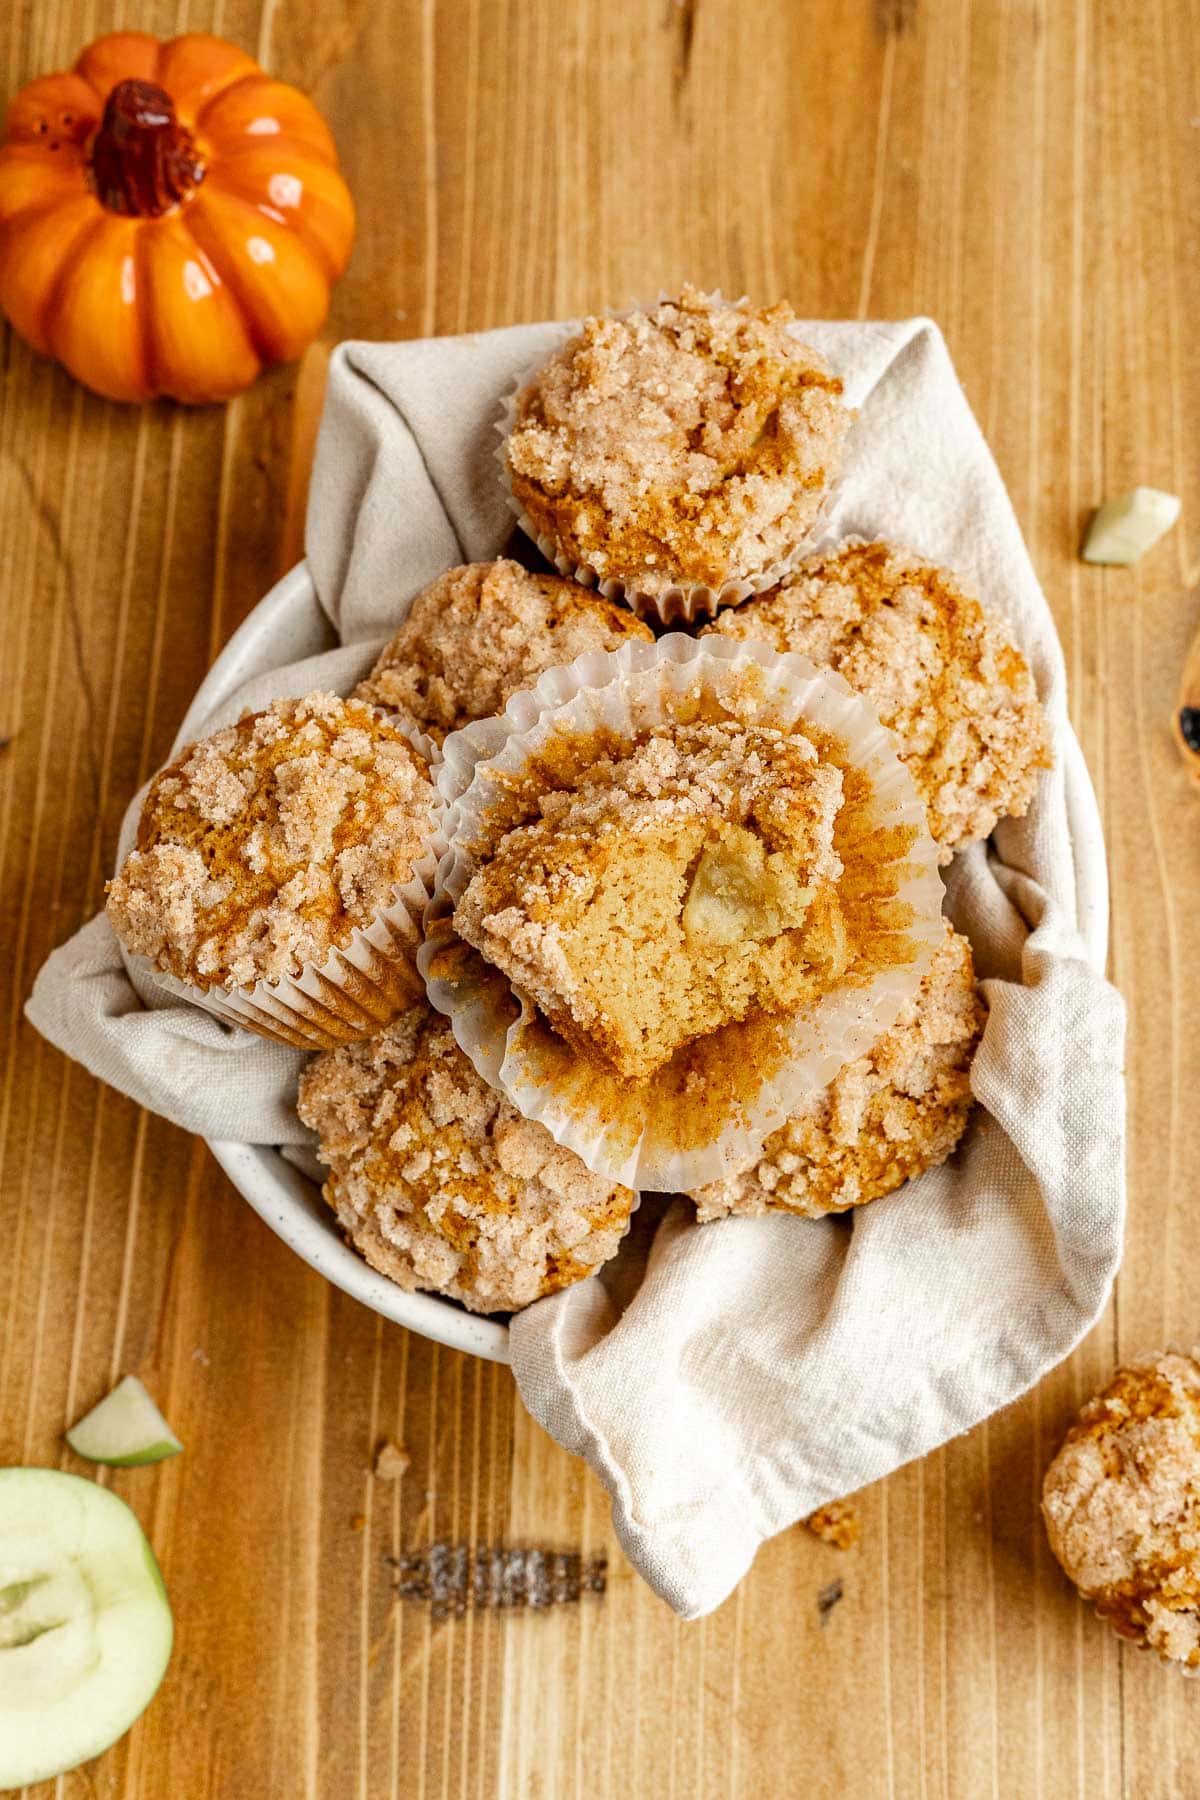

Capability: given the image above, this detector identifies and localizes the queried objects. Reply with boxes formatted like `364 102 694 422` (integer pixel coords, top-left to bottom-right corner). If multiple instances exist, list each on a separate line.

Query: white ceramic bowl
184 563 1109 1368
181 563 510 1363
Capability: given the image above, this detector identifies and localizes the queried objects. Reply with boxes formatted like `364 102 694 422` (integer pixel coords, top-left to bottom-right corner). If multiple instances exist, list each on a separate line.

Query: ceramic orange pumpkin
0 32 355 404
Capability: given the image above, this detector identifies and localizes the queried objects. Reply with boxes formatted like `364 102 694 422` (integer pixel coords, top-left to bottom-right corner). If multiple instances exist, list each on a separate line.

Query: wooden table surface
2 1 1198 1795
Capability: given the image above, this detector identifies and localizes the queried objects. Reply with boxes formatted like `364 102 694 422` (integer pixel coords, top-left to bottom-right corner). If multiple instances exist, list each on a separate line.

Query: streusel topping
107 693 437 990
1042 1351 1200 1672
704 540 1052 858
505 287 850 596
454 719 853 1083
691 923 983 1220
297 1003 635 1313
355 558 652 743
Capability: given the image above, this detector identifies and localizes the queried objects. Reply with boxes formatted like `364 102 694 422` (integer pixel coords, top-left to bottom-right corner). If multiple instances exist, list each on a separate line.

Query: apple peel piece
66 1376 182 1468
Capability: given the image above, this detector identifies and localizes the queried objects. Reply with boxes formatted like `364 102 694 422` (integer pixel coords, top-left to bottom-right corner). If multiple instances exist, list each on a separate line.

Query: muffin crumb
374 1439 412 1481
805 1501 861 1550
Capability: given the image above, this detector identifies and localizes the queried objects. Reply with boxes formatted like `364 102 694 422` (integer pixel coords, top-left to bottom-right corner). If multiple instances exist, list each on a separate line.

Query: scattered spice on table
389 1545 607 1621
817 1578 845 1625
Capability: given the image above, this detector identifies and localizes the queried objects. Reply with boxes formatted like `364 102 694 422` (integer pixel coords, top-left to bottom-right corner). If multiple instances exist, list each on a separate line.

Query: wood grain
1 0 1197 1794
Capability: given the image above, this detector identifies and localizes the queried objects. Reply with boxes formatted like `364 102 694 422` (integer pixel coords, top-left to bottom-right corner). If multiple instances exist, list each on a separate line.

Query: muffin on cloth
1042 1351 1200 1672
106 693 439 1049
422 632 944 1191
453 719 852 1085
703 539 1051 860
355 557 652 744
297 998 636 1314
24 312 1126 1625
690 922 984 1221
501 286 850 621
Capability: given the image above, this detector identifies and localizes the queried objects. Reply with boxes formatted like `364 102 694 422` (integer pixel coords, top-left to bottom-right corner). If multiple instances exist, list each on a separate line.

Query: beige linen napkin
27 316 1125 1619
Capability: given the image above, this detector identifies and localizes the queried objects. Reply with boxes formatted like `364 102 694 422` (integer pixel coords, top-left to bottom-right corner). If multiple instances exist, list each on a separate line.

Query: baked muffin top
703 539 1052 859
107 693 437 990
1042 1351 1200 1672
297 1001 635 1314
504 287 850 597
690 922 983 1220
452 716 902 1085
355 558 652 744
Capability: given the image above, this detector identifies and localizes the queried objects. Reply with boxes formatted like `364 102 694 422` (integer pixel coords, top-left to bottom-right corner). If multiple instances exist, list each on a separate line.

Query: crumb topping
356 559 653 743
454 719 852 1082
704 540 1052 859
505 287 851 595
690 923 983 1219
107 693 437 990
373 1439 411 1480
1042 1351 1200 1672
297 1002 635 1313
805 1501 861 1549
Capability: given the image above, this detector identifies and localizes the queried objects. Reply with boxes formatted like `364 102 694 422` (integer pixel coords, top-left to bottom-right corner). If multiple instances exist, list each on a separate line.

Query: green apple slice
0 1468 173 1787
66 1377 182 1468
1082 486 1181 565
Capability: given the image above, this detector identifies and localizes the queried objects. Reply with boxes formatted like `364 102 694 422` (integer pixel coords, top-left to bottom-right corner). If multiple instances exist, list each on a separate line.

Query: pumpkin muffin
453 718 862 1085
355 558 652 744
107 692 437 996
1042 1351 1200 1672
703 539 1052 860
503 286 850 605
297 1000 636 1313
690 923 983 1220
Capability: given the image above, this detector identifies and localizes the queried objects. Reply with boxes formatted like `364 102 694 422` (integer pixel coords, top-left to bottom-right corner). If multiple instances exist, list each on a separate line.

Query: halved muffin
452 720 849 1083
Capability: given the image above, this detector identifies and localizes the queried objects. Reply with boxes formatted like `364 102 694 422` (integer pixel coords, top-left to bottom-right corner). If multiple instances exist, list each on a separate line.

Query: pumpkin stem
89 79 205 218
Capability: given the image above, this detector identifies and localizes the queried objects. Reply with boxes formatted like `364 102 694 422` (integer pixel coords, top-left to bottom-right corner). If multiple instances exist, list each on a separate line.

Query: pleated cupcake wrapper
418 634 945 1192
494 296 844 627
130 844 445 1050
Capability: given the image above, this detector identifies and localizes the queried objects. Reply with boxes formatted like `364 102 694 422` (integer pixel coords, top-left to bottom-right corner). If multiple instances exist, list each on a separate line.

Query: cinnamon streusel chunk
107 693 437 990
703 540 1052 859
355 558 652 743
690 923 983 1220
504 287 850 600
453 719 858 1084
1042 1351 1200 1672
297 1002 635 1313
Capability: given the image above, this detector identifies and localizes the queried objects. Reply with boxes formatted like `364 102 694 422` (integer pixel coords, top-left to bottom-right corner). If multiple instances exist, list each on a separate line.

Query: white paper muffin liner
122 714 445 1052
417 635 945 1191
494 295 845 627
